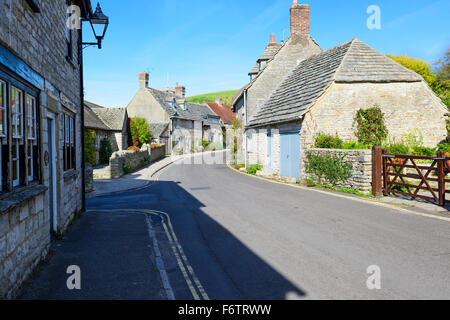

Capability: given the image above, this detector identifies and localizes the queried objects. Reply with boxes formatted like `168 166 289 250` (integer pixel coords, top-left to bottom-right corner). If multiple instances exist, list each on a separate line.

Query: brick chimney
267 33 279 48
290 1 310 36
175 83 186 99
215 98 223 107
139 72 149 89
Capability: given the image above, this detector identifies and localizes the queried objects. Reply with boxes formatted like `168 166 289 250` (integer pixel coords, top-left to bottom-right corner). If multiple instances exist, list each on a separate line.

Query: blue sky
82 0 450 107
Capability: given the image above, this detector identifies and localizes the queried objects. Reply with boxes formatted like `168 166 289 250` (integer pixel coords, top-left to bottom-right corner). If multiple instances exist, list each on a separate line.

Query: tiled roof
247 39 422 128
205 102 236 124
84 105 110 130
92 108 127 131
248 64 260 76
148 122 169 138
147 88 220 125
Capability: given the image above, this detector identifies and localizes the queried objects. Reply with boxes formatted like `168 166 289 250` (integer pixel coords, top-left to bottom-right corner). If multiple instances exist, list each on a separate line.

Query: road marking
87 209 209 301
227 164 450 223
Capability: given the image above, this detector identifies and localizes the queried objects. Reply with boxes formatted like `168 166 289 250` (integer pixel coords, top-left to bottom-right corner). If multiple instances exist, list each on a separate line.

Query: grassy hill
186 90 238 106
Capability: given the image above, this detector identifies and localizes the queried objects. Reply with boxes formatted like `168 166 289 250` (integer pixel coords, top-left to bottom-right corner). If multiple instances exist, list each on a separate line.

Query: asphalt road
20 152 450 300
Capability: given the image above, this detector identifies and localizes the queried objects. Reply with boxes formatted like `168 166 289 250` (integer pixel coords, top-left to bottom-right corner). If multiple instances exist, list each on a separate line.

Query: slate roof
147 88 220 125
148 122 169 138
258 46 280 62
205 102 236 124
92 108 127 131
84 101 127 131
248 64 260 76
247 38 423 128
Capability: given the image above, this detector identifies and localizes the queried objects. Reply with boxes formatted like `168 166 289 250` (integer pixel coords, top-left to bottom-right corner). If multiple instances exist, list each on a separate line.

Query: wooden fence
372 146 450 206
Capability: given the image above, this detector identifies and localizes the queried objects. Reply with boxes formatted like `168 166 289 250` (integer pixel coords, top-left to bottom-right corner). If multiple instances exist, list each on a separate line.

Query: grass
186 90 238 106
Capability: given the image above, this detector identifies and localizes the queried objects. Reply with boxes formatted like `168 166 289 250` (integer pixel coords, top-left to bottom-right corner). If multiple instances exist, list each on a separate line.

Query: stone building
84 101 128 163
204 98 236 129
127 72 222 154
0 0 93 299
232 1 322 163
245 39 448 181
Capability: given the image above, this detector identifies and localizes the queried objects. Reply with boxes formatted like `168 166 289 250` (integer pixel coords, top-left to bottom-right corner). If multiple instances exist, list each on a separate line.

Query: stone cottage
245 38 448 181
0 0 94 299
127 72 222 154
232 1 322 163
84 101 128 163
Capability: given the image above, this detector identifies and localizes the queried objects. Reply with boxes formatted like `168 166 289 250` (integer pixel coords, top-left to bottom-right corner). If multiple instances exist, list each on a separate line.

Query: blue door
267 130 273 172
280 131 301 181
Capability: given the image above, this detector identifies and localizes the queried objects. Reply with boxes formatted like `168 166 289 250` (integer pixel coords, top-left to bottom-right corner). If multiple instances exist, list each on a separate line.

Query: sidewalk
87 156 179 198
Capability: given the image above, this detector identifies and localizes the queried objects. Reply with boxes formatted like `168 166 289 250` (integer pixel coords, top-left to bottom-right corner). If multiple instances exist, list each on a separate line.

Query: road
20 152 450 300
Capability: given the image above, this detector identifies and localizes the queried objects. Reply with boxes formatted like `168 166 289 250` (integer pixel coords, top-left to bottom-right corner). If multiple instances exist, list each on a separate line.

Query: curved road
21 152 450 300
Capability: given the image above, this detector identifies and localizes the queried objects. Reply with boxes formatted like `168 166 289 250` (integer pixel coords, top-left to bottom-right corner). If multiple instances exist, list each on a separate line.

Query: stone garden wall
150 145 166 162
304 148 373 193
0 187 49 299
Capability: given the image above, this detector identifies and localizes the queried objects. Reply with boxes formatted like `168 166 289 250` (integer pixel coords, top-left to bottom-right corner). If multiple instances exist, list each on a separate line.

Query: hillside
186 90 238 106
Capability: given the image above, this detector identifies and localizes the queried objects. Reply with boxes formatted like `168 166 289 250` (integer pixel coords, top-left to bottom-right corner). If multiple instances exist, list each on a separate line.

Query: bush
99 139 113 165
84 129 97 166
130 117 152 148
314 133 343 149
246 164 262 175
304 151 353 186
354 107 388 146
236 164 245 170
412 146 436 156
342 141 370 150
127 146 140 152
438 143 450 153
200 139 211 149
385 142 410 155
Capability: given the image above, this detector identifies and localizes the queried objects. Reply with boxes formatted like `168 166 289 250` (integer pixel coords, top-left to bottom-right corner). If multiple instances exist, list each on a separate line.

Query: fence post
372 146 383 197
437 151 445 206
382 149 388 196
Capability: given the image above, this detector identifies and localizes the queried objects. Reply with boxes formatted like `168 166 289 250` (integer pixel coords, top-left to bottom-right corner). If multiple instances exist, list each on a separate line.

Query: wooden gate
372 146 450 206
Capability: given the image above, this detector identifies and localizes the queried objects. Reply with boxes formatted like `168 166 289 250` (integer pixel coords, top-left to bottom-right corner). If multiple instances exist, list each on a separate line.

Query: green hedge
84 129 97 166
305 151 353 186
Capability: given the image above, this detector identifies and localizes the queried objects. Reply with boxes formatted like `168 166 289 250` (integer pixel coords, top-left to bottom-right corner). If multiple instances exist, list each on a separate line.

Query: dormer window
258 62 261 71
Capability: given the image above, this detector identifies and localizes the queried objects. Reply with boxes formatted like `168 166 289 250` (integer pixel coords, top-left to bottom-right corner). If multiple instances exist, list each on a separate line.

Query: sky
82 0 450 107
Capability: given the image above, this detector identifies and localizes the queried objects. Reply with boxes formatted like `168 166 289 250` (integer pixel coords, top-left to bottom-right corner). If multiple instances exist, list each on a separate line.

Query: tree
84 129 97 166
387 54 437 89
129 117 152 148
434 48 450 108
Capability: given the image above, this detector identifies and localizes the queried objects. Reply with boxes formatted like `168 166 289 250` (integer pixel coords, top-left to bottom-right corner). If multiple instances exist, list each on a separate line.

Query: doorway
47 114 58 234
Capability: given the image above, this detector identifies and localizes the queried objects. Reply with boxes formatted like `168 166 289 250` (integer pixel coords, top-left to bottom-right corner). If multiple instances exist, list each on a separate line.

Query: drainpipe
244 89 248 168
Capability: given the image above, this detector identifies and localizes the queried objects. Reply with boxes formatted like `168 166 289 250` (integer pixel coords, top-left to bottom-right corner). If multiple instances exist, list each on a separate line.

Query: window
64 113 76 171
0 70 40 192
11 86 24 187
26 95 37 182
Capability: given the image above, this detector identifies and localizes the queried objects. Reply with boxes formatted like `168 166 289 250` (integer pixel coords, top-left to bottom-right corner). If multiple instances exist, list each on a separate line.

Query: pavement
18 151 450 300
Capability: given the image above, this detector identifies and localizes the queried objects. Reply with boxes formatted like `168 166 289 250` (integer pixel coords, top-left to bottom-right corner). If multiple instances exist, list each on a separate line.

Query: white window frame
0 80 7 138
26 94 37 140
11 86 23 139
27 142 33 182
12 142 20 187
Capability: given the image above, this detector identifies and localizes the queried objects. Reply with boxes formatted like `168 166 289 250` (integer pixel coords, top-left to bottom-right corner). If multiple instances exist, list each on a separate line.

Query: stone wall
150 145 166 163
0 187 49 299
85 162 94 193
301 82 448 149
304 148 373 193
110 144 151 179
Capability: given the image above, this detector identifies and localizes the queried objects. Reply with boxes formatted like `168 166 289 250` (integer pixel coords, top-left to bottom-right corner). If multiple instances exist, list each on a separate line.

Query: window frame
0 66 41 193
63 112 76 171
0 79 6 138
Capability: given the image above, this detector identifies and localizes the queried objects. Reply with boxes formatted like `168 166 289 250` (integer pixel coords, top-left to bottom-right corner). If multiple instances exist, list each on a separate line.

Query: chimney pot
139 72 149 89
290 3 310 36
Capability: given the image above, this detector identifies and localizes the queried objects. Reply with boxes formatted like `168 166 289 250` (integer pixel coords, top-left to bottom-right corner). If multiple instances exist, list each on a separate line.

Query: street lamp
82 3 109 49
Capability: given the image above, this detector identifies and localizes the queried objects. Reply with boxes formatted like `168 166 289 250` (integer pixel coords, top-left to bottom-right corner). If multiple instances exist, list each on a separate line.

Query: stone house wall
0 0 86 299
245 35 321 119
301 82 448 149
304 148 373 193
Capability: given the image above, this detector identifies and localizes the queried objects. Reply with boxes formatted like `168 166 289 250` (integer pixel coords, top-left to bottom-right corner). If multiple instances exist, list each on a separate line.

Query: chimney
290 1 310 36
215 98 223 107
139 72 149 89
267 33 279 48
175 83 186 99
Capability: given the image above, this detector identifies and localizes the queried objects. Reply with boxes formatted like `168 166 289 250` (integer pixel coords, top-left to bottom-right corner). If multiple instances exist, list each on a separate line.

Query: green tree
129 117 152 148
84 129 97 166
434 48 450 108
354 107 388 146
387 54 437 88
